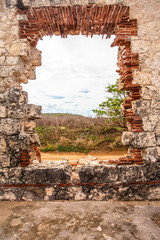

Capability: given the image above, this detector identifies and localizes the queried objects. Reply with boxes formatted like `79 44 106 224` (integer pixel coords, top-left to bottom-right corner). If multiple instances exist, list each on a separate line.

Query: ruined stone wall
122 0 160 164
0 1 42 168
0 0 159 200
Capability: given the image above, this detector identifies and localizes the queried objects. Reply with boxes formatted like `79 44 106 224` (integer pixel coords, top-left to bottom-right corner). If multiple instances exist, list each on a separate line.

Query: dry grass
36 113 127 153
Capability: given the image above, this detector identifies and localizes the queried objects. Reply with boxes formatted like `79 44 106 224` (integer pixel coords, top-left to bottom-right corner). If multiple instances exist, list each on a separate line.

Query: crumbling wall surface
121 0 160 164
0 161 159 200
0 0 42 168
0 0 160 200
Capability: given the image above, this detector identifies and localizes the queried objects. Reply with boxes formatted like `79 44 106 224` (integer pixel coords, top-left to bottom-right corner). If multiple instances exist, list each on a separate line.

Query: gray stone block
26 104 42 119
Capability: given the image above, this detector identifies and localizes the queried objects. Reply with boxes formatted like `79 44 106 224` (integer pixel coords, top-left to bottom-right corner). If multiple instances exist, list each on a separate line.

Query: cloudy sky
23 35 118 116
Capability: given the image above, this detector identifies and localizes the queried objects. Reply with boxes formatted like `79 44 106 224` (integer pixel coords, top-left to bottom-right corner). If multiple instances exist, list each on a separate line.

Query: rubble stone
0 105 7 118
143 147 160 163
0 119 20 135
0 137 7 152
26 104 42 119
142 115 159 132
6 57 19 65
9 42 28 58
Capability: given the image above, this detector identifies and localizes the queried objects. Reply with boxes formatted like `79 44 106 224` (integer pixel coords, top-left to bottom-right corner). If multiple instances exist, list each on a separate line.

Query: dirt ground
0 201 160 240
41 150 128 161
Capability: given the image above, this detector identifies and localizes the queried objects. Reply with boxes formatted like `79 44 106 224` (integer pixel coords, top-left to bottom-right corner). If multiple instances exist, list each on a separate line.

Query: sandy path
41 150 128 161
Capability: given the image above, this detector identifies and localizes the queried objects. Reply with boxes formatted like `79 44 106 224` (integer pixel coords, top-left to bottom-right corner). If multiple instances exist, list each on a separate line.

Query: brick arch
17 5 129 46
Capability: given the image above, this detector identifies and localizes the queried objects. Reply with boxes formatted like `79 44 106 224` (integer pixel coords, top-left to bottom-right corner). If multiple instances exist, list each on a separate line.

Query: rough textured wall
0 1 42 168
122 0 160 163
0 0 160 200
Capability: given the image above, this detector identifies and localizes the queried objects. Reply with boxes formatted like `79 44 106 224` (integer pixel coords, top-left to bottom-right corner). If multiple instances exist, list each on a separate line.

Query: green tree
93 80 126 127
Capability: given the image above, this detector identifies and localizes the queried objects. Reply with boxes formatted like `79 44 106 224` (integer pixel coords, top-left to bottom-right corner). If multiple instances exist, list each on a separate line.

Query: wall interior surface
0 0 159 200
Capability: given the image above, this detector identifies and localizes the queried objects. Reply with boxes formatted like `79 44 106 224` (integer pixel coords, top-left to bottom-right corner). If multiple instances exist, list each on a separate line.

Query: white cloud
23 35 119 116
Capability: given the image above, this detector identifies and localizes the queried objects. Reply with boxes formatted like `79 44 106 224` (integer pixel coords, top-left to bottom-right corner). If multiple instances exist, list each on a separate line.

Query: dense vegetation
36 113 127 153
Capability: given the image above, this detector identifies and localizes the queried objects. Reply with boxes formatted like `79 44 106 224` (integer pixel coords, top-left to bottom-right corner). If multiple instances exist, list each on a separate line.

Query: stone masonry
0 0 159 200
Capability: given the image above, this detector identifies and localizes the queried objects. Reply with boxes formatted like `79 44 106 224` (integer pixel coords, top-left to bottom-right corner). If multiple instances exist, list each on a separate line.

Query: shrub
41 144 56 152
36 113 127 153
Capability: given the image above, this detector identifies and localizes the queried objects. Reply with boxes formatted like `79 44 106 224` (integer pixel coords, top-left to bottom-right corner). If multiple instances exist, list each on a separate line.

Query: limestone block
30 133 41 146
152 40 160 53
0 40 4 48
0 56 5 65
10 155 20 167
24 0 70 7
151 100 160 115
18 133 30 149
79 165 118 183
46 166 71 184
0 105 7 118
0 93 5 103
99 165 118 182
155 122 160 137
16 164 71 184
9 42 28 58
8 168 22 184
4 0 15 7
0 153 10 168
8 104 26 119
145 52 160 71
143 147 160 163
0 168 9 184
142 115 159 132
122 131 133 145
8 135 21 150
17 14 28 21
7 88 20 103
19 74 28 84
0 137 7 152
19 91 28 104
131 40 152 53
134 132 157 148
26 104 42 119
157 147 160 157
157 137 160 146
24 120 36 132
6 57 19 65
45 187 54 196
132 100 151 116
0 48 7 56
0 78 19 93
143 162 160 182
74 188 86 201
3 192 16 201
11 26 19 35
122 131 157 148
141 86 159 100
26 70 36 80
0 81 5 93
138 21 159 36
24 62 32 71
0 67 10 77
0 119 20 135
152 70 160 88
31 48 42 66
117 165 144 183
11 65 21 77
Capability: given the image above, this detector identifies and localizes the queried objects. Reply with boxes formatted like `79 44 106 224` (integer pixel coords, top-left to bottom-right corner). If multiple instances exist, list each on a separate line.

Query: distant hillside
36 113 127 153
43 113 85 117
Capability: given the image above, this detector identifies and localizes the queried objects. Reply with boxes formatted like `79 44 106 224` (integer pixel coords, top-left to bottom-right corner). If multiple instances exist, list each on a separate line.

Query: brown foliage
36 114 127 152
